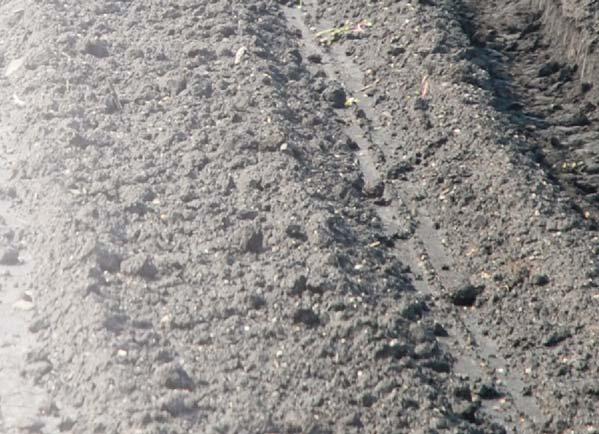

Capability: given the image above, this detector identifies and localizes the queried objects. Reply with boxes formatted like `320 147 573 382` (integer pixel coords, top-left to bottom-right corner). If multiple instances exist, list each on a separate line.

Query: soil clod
450 284 482 307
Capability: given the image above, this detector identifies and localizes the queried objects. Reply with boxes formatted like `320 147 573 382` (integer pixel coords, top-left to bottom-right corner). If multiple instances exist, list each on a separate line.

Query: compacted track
294 0 599 431
456 0 599 221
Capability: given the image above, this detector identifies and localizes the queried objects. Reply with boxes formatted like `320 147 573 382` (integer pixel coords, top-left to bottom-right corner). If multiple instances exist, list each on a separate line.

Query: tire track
286 0 599 431
284 3 544 431
453 0 599 223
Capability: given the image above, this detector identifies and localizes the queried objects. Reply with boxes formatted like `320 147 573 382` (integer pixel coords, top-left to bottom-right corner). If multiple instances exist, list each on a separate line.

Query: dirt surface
0 0 598 433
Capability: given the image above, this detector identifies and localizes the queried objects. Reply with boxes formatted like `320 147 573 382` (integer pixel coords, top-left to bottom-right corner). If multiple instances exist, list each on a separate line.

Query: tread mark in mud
284 2 545 431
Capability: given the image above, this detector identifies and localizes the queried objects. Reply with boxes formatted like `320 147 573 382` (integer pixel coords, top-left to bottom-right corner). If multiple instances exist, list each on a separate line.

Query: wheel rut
453 0 599 224
0 126 59 432
284 3 545 431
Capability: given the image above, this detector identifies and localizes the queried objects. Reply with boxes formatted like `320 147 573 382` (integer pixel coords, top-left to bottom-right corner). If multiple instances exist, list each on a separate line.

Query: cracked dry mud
0 0 597 433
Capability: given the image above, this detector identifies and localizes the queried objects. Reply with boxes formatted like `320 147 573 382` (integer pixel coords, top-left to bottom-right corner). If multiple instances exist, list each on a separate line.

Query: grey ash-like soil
0 0 597 433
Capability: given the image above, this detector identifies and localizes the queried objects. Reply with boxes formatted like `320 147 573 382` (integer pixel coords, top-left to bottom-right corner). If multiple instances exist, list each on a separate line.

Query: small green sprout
344 97 359 107
315 19 372 45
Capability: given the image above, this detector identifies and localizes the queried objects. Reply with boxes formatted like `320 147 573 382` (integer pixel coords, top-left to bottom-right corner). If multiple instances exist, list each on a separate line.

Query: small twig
108 82 123 112
420 75 430 99
360 78 380 91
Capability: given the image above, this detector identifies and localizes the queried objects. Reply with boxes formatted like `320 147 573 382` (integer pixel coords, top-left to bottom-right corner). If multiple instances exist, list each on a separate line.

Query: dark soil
0 0 597 433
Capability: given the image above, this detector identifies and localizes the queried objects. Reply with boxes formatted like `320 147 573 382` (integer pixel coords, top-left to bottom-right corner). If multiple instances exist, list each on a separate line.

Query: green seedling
315 19 372 45
315 24 352 45
344 97 359 108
